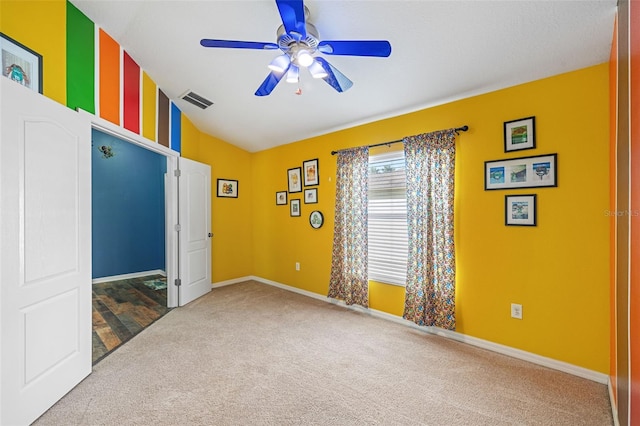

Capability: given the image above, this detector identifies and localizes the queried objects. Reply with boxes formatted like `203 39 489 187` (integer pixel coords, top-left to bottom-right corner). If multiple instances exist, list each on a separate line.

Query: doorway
90 127 173 363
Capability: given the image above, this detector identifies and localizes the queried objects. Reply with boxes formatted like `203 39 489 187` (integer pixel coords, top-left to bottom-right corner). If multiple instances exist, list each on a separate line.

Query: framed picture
290 199 301 217
217 178 238 198
0 32 42 94
288 167 302 193
505 194 537 226
309 211 324 229
484 153 556 190
276 191 288 205
304 188 318 204
504 116 535 152
303 158 319 186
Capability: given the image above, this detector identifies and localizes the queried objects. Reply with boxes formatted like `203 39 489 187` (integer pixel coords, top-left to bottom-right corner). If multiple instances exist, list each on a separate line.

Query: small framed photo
505 194 537 226
288 167 302 193
309 211 324 229
217 178 238 198
504 116 535 152
303 158 319 186
0 32 42 94
485 153 556 190
290 199 301 217
276 191 288 205
304 188 318 204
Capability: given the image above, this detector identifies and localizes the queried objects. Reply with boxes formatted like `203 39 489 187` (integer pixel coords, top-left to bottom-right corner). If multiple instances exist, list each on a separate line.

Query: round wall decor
309 210 324 229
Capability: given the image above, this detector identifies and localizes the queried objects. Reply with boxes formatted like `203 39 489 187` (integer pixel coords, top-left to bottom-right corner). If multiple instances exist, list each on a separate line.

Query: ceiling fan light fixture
296 49 314 67
267 54 291 73
286 64 300 83
308 60 328 79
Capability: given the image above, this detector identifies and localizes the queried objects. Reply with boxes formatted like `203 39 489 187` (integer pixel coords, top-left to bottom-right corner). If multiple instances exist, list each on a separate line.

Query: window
368 150 408 286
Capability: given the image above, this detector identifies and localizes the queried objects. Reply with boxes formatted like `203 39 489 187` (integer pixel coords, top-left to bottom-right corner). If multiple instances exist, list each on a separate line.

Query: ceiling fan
200 0 392 96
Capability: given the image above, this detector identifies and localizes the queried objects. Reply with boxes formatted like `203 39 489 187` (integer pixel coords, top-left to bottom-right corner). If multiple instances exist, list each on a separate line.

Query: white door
177 157 212 306
0 78 92 424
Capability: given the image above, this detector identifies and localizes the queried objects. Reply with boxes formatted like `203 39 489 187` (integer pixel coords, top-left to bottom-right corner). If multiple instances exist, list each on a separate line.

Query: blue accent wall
92 129 166 279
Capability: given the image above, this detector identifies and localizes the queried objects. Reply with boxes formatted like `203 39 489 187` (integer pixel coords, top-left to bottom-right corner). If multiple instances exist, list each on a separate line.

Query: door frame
80 111 180 308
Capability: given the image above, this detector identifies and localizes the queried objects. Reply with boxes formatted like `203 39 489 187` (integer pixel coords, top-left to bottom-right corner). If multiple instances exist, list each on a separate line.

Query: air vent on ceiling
180 90 213 110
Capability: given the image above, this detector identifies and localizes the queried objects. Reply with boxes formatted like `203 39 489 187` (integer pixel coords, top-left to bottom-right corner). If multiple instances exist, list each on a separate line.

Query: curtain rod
330 125 469 155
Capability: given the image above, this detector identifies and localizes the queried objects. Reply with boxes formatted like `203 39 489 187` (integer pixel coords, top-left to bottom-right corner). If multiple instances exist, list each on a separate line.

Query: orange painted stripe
99 29 120 125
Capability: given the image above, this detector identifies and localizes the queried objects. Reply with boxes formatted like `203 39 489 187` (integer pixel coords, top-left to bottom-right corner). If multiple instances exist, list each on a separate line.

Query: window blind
368 150 408 286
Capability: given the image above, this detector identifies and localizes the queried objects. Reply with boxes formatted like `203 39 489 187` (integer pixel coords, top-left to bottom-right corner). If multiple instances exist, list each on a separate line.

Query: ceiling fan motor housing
276 22 319 63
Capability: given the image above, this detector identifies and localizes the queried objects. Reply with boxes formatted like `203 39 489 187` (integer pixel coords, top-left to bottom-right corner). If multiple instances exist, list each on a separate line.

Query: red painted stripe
123 52 140 134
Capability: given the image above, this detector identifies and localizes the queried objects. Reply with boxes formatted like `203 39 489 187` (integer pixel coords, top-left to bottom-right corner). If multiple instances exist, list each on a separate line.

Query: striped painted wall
66 1 181 153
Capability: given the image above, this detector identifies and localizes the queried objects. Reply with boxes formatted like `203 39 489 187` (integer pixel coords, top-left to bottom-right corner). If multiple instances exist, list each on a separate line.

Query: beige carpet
35 281 612 425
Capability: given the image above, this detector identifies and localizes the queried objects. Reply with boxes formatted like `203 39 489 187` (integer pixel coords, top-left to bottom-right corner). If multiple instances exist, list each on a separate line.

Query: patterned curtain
328 147 369 307
403 130 457 329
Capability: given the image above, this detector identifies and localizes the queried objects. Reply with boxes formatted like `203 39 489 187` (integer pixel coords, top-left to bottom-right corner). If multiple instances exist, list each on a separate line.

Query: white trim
92 269 166 284
247 276 608 384
212 276 254 288
84 110 178 158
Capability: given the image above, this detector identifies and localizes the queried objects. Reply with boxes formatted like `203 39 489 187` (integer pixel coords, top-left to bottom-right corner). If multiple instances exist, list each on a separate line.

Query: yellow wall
181 116 253 283
252 64 610 373
0 0 67 104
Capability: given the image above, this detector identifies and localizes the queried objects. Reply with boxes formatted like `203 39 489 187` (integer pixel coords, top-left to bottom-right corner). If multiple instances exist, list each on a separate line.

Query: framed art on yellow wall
217 179 238 198
505 194 537 226
303 158 319 186
288 167 302 193
0 32 42 94
485 153 556 190
504 116 535 152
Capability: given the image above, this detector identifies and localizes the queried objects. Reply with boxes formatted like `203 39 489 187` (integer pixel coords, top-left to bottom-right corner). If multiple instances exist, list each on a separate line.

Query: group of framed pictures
484 116 557 227
276 159 322 226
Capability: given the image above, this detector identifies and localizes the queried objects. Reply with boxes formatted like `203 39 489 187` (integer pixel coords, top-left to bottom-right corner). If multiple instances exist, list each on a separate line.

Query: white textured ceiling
70 0 616 153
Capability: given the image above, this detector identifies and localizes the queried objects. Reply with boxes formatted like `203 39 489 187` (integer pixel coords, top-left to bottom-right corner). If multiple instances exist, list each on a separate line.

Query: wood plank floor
92 274 170 364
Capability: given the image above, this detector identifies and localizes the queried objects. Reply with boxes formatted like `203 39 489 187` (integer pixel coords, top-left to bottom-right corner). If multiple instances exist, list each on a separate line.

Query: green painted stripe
66 1 95 113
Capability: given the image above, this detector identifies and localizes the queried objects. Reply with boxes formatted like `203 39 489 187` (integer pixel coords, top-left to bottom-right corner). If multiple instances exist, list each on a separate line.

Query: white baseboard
212 276 254 288
92 269 166 284
247 276 608 385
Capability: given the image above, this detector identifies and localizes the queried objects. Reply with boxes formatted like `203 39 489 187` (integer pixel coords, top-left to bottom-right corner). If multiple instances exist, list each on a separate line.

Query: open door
0 78 92 424
177 157 212 306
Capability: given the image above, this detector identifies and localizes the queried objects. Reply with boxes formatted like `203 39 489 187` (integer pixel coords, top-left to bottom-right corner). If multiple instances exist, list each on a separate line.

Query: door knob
208 233 213 238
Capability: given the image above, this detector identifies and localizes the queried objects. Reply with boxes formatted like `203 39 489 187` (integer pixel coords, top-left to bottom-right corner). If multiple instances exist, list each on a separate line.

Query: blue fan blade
255 68 288 96
318 40 392 57
315 58 353 93
201 39 279 50
275 0 306 39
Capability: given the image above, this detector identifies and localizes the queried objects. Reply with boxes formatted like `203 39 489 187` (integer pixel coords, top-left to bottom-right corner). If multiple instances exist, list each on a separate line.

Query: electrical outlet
511 303 523 319
295 262 300 271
